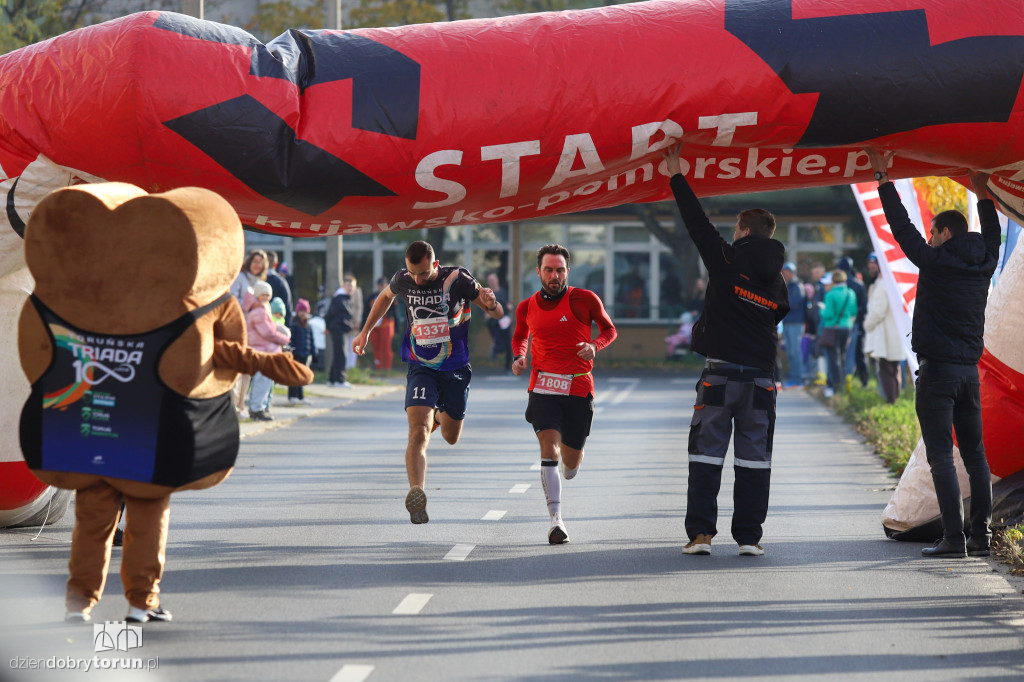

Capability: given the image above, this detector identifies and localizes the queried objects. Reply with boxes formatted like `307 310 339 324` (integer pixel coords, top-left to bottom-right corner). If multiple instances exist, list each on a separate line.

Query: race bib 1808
534 371 573 396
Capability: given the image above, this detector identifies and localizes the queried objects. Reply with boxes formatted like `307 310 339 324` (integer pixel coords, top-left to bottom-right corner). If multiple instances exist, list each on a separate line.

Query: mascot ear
24 183 202 333
157 187 244 305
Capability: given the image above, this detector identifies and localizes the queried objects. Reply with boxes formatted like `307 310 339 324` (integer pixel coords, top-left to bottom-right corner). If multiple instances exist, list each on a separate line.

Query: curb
239 382 403 439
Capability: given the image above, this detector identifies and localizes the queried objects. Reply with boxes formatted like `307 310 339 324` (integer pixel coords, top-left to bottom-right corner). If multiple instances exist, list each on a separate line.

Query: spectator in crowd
486 272 513 373
807 262 828 382
837 256 869 387
308 308 326 371
246 281 291 421
342 272 363 371
780 263 806 388
820 269 857 397
287 299 314 404
265 251 293 325
862 253 906 403
229 249 268 416
230 249 267 303
324 280 354 388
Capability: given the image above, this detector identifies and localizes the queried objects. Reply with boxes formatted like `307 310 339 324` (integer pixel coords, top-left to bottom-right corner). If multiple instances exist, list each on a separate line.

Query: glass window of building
613 252 651 319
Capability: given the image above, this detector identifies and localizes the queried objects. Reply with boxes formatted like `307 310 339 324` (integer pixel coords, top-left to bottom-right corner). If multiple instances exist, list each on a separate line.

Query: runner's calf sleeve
540 460 561 519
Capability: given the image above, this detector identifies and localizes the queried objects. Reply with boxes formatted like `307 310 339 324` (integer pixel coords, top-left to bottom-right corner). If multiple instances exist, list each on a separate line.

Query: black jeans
328 332 348 383
915 360 991 545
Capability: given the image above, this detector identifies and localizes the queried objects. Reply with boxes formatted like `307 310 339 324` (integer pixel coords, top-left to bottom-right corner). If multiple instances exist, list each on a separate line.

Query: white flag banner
851 180 924 374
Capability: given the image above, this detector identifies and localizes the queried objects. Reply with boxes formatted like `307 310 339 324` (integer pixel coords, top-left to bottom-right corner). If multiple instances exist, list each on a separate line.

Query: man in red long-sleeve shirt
511 244 617 544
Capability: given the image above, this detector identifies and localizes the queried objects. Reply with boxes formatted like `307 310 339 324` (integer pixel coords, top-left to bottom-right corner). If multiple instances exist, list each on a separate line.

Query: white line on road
481 510 507 520
330 664 375 682
530 461 541 470
610 379 640 405
444 544 475 561
509 483 531 494
392 593 433 615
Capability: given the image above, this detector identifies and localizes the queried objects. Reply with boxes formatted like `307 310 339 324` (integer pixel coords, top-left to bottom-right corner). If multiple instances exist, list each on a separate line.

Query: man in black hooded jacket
867 149 999 559
663 143 789 557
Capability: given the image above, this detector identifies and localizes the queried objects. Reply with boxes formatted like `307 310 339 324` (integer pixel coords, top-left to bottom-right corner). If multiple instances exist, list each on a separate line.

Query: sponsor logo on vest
559 315 568 321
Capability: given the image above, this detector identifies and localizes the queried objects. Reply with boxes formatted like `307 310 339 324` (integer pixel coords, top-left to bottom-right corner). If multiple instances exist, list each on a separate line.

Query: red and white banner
4 1 1024 236
850 180 927 374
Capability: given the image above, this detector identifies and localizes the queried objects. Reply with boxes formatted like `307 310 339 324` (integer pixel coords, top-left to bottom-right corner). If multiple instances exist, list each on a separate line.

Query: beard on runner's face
543 274 566 295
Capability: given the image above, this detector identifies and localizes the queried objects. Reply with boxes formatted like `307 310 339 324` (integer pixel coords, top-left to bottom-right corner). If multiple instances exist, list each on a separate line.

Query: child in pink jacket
246 281 290 420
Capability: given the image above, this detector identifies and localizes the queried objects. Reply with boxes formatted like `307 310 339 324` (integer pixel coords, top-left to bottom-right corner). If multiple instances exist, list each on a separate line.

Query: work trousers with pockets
915 360 991 546
66 479 171 613
686 362 776 546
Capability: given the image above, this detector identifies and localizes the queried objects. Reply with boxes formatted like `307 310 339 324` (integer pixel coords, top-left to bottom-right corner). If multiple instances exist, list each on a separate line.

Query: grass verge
818 377 920 476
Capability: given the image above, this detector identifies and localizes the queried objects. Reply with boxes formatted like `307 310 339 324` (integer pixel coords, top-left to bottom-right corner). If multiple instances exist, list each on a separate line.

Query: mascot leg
65 481 122 615
121 493 171 611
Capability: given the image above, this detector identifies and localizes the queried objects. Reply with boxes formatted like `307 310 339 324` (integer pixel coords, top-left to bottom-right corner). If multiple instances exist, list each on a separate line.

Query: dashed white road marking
610 378 640 404
392 593 433 615
330 664 375 682
482 510 507 520
530 461 542 471
444 544 475 561
509 483 531 494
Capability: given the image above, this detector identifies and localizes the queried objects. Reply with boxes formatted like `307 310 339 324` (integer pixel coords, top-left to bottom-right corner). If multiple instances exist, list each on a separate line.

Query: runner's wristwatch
874 171 888 182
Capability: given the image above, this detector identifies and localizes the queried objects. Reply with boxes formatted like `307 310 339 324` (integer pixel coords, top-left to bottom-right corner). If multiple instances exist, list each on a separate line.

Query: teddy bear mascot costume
17 182 313 624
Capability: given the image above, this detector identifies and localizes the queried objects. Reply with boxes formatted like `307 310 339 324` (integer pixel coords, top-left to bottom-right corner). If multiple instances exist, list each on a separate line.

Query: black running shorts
525 392 594 450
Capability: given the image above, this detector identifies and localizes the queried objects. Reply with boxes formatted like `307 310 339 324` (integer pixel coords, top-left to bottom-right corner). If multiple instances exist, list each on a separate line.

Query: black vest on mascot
20 293 239 486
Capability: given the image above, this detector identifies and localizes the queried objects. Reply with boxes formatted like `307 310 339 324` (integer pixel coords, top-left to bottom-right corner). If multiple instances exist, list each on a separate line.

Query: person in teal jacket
820 269 858 396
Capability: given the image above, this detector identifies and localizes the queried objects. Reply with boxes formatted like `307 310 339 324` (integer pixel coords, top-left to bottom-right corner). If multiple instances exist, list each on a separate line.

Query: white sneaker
738 544 765 556
126 605 173 623
287 397 298 405
64 611 91 623
823 387 835 398
339 381 354 389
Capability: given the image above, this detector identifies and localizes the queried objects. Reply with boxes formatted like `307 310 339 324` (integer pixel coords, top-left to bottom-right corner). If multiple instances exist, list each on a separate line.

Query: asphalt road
2 371 1023 681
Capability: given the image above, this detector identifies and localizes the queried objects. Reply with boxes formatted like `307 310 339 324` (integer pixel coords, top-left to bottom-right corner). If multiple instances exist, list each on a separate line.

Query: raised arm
971 171 1002 263
662 142 731 273
865 148 934 268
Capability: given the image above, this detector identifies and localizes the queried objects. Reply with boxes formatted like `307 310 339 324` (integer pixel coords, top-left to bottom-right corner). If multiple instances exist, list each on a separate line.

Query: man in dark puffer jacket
867 149 1000 559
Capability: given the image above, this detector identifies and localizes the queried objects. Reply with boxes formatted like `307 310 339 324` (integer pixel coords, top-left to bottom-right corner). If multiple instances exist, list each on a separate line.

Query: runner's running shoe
405 486 429 524
64 611 91 623
560 452 582 480
548 521 570 545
